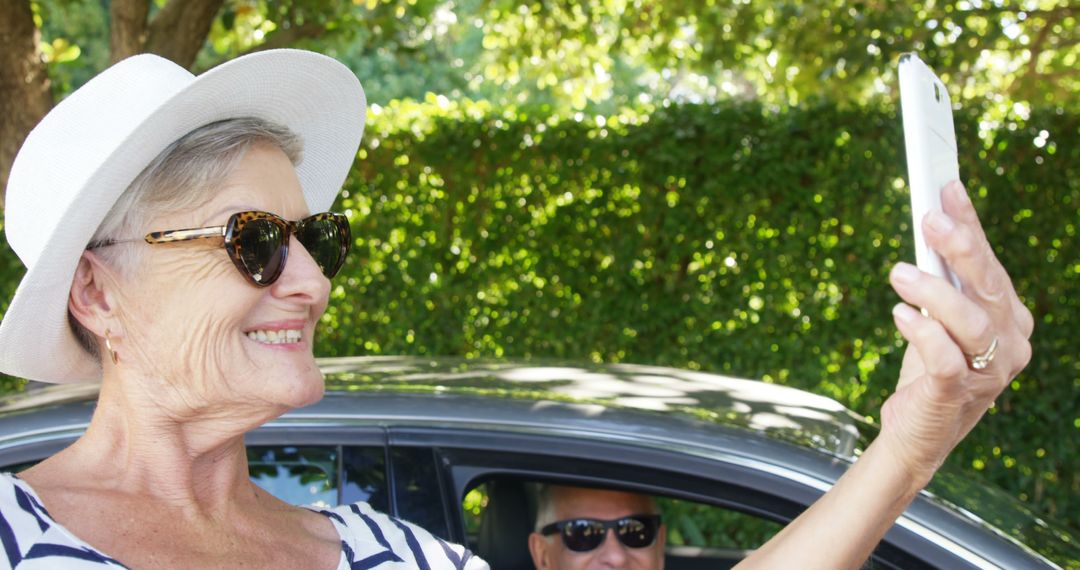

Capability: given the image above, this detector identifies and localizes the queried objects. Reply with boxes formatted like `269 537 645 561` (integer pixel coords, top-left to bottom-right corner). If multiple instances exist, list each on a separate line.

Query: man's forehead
553 487 655 518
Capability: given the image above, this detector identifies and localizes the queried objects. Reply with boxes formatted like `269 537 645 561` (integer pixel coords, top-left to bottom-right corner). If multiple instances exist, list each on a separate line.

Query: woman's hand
737 180 1033 569
881 180 1034 486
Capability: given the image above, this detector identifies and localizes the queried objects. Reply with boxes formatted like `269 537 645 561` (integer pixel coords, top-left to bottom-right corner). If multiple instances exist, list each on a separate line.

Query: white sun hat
0 49 366 383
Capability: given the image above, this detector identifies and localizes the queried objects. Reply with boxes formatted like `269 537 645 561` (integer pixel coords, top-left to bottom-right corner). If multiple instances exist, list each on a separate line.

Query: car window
657 496 782 550
3 462 36 474
658 497 891 570
8 444 393 513
461 481 784 547
392 446 451 540
342 445 390 512
247 445 339 508
463 484 488 538
462 479 784 569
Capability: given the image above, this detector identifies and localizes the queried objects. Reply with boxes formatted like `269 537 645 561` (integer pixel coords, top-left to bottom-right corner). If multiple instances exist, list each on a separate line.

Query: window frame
0 414 1044 569
387 425 989 570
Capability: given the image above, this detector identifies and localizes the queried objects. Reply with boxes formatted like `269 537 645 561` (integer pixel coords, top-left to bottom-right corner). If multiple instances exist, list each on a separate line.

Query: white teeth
246 329 302 344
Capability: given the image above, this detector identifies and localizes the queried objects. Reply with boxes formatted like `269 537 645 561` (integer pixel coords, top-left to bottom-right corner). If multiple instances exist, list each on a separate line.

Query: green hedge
324 99 1077 528
0 99 1075 531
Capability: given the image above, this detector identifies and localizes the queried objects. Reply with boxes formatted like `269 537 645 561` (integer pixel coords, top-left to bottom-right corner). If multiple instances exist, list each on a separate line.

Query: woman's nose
271 234 332 302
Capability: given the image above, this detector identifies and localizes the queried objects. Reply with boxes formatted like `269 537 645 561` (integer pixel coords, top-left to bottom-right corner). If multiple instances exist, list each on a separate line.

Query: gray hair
69 117 303 360
533 484 660 533
535 484 558 533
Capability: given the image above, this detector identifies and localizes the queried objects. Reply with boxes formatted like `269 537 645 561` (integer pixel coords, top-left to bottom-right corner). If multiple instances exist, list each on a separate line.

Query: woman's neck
35 371 285 515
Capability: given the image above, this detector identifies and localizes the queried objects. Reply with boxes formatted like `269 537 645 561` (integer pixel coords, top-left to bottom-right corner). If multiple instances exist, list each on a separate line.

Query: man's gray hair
533 484 660 533
69 117 303 360
534 483 559 533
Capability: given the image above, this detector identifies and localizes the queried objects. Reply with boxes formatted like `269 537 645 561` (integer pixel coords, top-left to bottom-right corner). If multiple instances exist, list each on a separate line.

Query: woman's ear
68 250 116 335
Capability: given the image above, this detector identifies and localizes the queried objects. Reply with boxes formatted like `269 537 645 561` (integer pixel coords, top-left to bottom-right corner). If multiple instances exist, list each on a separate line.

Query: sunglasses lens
561 520 606 552
296 215 349 278
616 516 658 548
235 218 286 284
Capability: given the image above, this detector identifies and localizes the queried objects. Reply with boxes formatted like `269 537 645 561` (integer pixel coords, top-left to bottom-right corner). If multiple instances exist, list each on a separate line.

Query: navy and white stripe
0 474 488 569
319 503 485 570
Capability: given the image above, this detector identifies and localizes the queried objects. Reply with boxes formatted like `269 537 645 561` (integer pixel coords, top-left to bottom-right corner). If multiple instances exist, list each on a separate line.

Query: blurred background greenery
1 0 1076 540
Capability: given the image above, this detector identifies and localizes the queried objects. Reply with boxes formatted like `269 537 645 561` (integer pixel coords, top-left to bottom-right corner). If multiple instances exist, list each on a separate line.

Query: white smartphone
898 53 962 289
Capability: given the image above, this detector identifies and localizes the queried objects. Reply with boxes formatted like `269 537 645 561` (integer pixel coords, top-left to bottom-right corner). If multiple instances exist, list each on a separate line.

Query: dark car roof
0 356 1075 567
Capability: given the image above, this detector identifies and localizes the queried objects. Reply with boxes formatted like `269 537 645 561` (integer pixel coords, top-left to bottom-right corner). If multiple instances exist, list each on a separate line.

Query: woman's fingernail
893 303 920 323
948 181 971 206
892 262 921 283
926 210 955 234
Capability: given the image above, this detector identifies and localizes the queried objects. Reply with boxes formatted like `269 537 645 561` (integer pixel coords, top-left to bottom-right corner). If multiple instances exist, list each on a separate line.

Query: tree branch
1033 66 1080 80
234 22 329 58
109 0 150 63
145 0 225 68
963 5 1077 19
1024 20 1054 78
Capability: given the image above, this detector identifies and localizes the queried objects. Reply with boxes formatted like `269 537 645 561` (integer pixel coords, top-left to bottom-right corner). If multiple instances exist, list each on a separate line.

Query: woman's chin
242 358 326 410
290 376 325 408
272 367 326 409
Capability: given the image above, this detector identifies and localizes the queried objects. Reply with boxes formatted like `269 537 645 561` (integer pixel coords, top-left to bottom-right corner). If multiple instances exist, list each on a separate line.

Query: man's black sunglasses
540 514 661 552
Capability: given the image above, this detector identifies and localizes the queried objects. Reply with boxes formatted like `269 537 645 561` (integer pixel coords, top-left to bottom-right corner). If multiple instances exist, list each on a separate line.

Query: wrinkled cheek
124 253 248 385
177 313 242 391
123 299 237 393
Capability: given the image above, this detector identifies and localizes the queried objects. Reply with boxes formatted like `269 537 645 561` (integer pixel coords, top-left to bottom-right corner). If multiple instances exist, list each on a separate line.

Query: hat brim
0 50 365 383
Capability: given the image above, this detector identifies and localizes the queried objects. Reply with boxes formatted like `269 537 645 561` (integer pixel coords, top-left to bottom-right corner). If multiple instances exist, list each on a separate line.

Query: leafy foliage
657 496 783 550
368 0 1080 112
31 0 1079 112
315 98 1077 530
30 0 109 99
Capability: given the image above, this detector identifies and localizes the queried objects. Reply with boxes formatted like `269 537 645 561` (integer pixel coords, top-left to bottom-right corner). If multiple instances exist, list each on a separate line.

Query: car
0 356 1075 569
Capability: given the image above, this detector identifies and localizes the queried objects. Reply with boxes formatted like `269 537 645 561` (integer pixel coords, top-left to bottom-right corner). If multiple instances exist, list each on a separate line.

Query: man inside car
528 485 665 570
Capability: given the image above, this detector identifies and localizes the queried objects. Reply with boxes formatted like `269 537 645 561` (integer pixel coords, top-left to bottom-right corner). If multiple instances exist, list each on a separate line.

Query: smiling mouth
246 329 302 344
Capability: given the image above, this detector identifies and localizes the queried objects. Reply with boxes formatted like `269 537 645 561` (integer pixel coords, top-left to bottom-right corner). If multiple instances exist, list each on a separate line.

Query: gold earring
104 329 119 365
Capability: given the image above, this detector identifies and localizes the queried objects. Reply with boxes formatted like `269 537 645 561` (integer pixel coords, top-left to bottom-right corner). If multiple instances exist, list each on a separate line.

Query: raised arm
738 180 1034 568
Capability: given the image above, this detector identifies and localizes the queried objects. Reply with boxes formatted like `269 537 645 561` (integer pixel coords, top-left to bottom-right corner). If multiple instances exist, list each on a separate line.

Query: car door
384 425 1047 570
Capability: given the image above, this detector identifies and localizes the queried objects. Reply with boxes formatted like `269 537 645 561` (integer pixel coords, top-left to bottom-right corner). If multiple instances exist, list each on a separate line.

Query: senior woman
0 49 1031 569
0 50 485 569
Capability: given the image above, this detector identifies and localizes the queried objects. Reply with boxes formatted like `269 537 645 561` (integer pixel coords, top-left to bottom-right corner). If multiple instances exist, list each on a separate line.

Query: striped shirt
0 473 488 569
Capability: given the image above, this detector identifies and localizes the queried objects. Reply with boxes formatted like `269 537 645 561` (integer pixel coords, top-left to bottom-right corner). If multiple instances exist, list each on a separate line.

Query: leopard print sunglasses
89 211 351 286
